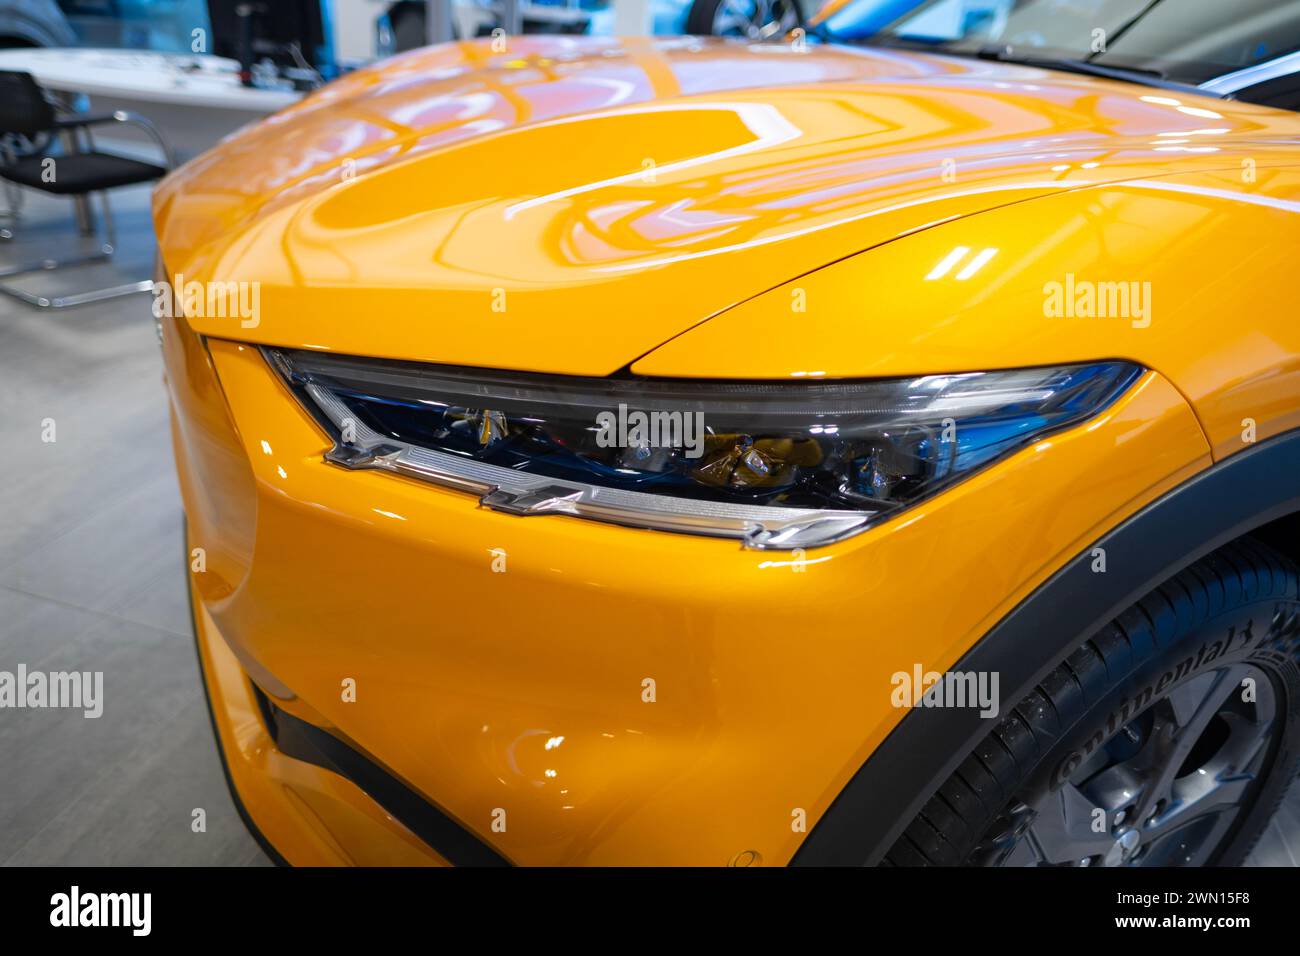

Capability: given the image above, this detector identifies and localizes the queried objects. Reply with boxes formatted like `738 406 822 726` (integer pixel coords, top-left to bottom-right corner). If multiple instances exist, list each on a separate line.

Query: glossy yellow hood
153 35 1297 375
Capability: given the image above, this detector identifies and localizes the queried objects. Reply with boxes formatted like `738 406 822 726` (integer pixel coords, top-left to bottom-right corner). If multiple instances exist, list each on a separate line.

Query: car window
823 0 1300 87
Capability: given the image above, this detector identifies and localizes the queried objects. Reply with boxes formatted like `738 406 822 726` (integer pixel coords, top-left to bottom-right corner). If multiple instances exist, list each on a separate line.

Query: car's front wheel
888 538 1300 866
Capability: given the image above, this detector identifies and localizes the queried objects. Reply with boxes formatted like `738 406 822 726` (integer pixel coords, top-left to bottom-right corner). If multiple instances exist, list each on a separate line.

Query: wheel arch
0 2 76 48
792 428 1300 866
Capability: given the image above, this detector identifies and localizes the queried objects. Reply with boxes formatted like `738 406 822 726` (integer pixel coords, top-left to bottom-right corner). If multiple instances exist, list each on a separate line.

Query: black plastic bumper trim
792 427 1300 866
252 687 512 868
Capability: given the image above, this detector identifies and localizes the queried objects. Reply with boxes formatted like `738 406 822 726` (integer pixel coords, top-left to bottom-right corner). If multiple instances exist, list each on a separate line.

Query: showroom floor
0 184 268 866
0 185 1297 867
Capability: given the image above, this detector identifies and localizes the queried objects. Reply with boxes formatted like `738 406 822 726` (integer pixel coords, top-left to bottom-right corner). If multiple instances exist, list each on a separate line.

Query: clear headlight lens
267 348 1142 550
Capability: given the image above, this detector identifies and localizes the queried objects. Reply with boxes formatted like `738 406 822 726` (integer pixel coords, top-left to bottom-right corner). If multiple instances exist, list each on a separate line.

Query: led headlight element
267 349 1142 550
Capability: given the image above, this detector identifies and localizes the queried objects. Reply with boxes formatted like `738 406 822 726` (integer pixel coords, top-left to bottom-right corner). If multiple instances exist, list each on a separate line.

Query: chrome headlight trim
266 348 1142 551
297 370 874 550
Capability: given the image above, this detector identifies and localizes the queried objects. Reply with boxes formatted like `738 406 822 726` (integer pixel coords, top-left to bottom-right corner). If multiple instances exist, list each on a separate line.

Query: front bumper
166 315 1213 865
190 571 451 865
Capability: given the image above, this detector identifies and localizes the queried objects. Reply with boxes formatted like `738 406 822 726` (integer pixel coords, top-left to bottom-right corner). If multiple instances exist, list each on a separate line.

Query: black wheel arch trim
790 425 1300 866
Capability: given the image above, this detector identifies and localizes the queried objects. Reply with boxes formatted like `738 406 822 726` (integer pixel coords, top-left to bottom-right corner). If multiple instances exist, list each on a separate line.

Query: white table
0 48 301 159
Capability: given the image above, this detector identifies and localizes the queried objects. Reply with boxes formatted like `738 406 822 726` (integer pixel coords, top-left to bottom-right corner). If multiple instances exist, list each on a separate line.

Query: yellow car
153 3 1300 867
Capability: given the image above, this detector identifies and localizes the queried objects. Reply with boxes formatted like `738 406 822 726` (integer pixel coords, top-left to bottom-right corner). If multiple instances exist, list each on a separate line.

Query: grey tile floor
0 185 1296 867
1 185 269 866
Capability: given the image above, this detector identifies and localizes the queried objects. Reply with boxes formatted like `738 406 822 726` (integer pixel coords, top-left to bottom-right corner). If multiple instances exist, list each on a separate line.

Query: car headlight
266 348 1142 550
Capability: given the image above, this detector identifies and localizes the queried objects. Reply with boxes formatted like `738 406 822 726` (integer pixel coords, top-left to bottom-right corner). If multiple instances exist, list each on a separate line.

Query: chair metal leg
1 141 23 240
0 190 152 310
0 279 153 309
0 187 13 240
98 187 117 255
62 126 97 236
0 249 115 279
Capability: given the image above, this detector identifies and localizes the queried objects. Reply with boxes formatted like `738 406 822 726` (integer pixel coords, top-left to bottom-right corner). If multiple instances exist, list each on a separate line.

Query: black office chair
0 70 173 310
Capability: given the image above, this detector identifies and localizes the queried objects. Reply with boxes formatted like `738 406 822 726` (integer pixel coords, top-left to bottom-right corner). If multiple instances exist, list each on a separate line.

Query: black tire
886 537 1300 866
685 0 726 35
